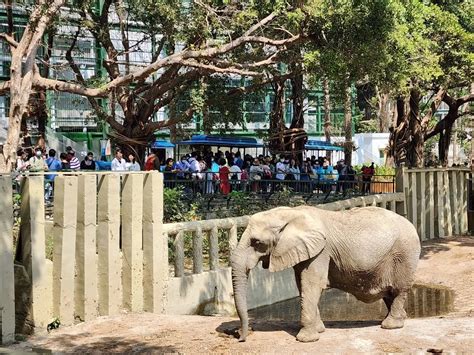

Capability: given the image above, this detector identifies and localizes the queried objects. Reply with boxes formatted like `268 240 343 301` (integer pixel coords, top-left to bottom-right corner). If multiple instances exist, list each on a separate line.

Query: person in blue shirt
45 149 62 180
45 149 61 202
315 157 338 193
175 155 190 179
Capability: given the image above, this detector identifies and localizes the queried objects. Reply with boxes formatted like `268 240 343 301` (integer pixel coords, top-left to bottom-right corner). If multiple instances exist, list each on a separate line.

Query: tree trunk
0 0 65 172
377 91 391 133
323 78 331 143
405 88 424 167
268 80 287 153
343 82 352 165
289 69 305 163
289 70 304 129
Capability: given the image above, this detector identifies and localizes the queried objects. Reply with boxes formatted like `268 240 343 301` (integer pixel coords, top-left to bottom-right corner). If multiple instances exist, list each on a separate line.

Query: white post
75 174 98 321
122 174 144 312
0 176 15 343
18 176 51 328
142 172 167 313
436 171 445 238
97 174 122 316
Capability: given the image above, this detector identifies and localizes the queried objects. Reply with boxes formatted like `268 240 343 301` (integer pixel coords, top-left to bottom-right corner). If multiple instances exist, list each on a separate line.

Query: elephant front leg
381 290 408 329
294 255 329 342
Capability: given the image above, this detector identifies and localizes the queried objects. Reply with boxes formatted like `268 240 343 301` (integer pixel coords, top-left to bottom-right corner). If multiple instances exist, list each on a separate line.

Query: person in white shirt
111 148 127 171
188 152 202 180
275 155 288 180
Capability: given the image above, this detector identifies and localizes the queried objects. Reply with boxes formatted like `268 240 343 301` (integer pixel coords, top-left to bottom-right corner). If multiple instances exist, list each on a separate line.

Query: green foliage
163 186 199 223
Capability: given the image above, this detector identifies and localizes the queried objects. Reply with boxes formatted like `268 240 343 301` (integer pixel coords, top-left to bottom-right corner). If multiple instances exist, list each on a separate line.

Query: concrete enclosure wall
0 168 470 344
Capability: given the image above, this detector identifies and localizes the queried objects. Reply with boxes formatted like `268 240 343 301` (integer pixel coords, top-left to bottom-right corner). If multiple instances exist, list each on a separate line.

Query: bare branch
243 12 278 36
0 33 18 48
146 106 195 133
420 87 445 127
179 59 263 76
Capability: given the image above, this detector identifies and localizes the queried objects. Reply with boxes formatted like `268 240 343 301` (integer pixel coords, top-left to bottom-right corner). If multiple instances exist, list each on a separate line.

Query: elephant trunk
231 248 250 342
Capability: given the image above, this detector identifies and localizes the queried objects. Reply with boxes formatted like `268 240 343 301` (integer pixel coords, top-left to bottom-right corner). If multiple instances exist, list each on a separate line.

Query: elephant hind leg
381 290 407 329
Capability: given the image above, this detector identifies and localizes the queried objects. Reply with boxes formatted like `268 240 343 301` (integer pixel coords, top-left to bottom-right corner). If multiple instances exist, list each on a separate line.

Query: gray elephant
231 205 421 342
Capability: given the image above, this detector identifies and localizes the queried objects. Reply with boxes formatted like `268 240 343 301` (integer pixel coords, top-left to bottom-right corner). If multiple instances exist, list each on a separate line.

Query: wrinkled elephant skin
230 206 421 342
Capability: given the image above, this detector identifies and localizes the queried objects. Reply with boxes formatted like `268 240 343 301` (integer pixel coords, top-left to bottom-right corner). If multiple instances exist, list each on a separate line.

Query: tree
383 1 473 167
304 0 399 165
0 0 300 170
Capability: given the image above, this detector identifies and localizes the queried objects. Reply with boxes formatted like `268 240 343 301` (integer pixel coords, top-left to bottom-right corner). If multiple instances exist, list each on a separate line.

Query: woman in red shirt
218 158 231 195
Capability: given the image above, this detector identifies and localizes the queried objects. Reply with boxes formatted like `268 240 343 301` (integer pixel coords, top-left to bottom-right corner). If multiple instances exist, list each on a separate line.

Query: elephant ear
269 215 326 272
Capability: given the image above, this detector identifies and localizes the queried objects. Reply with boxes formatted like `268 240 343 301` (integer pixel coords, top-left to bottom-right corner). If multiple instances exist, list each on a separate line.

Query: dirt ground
9 236 474 354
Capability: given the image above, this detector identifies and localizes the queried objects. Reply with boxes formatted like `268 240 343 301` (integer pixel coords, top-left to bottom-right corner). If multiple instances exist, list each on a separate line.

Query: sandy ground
8 236 474 354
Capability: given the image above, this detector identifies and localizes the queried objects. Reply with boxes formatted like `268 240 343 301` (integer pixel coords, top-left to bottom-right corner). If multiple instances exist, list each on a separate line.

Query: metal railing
162 172 395 197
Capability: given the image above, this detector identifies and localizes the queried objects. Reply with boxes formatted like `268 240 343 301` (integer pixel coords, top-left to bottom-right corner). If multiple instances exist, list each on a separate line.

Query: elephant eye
251 239 267 252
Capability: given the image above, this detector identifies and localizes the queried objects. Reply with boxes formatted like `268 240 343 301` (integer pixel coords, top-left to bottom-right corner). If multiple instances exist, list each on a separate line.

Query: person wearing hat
66 146 80 170
80 152 96 170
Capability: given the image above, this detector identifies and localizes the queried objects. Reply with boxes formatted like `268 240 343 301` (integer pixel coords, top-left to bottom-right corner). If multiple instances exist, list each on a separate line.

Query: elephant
231 205 421 342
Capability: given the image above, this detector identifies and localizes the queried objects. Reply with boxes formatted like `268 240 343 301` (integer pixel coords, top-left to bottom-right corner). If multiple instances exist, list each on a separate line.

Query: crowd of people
153 149 375 195
14 145 377 197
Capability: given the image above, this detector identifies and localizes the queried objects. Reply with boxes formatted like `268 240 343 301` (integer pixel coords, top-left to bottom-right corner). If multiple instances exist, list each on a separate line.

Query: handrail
163 193 405 277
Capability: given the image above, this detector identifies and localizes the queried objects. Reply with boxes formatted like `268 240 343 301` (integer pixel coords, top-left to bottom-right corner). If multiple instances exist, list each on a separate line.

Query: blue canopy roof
177 135 264 148
305 140 344 151
151 140 175 149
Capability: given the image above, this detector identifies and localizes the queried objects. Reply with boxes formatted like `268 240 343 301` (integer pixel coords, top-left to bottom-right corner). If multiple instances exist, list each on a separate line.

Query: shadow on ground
30 333 177 354
216 319 381 339
420 236 473 260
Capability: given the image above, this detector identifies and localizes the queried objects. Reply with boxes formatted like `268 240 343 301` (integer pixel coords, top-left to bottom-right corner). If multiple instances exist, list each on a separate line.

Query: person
361 162 375 194
249 158 264 192
66 147 80 170
300 158 314 193
111 148 127 171
145 151 161 171
14 149 29 190
59 152 70 170
175 155 190 179
275 155 288 181
127 154 141 171
16 149 29 172
218 158 231 195
234 151 244 169
163 158 176 187
316 157 337 193
80 152 96 170
288 158 300 180
44 149 61 201
188 152 202 180
28 147 47 172
45 149 61 177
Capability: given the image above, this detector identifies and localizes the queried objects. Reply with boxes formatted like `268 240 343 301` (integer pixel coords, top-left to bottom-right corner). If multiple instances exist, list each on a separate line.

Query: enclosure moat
249 283 454 322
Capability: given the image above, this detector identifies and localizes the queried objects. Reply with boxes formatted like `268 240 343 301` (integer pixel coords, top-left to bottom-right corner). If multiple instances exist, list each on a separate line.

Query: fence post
460 171 468 234
18 176 51 328
450 171 460 235
394 166 407 217
174 232 185 277
143 172 167 313
52 176 78 326
0 176 15 343
97 174 122 316
209 226 219 271
193 226 203 274
75 174 98 321
418 171 426 240
427 171 435 240
122 174 144 312
444 170 453 236
436 171 445 238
